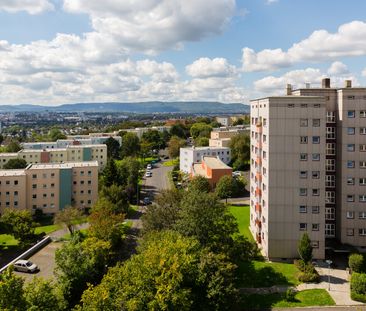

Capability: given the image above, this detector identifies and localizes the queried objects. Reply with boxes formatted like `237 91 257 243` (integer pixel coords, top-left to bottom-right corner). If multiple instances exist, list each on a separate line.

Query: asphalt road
141 161 173 201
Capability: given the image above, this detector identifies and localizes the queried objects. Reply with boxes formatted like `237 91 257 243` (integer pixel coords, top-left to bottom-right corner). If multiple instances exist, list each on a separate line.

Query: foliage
229 133 250 171
3 158 27 169
24 278 66 311
215 175 235 199
349 253 365 273
55 234 111 308
49 128 66 141
190 122 212 139
141 129 164 151
5 141 21 153
0 267 26 311
54 205 84 235
142 189 183 233
170 123 189 138
168 135 186 158
351 272 366 302
294 259 319 283
195 136 209 147
100 184 129 214
298 233 313 263
285 288 297 302
1 209 36 246
120 132 140 158
188 175 211 193
101 159 119 187
105 137 121 159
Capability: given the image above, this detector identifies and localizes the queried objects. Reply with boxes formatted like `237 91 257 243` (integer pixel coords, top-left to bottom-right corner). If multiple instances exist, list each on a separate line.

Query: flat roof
181 146 230 151
28 161 98 170
203 156 231 169
0 169 26 177
192 163 207 177
250 95 324 102
0 153 18 157
67 144 106 148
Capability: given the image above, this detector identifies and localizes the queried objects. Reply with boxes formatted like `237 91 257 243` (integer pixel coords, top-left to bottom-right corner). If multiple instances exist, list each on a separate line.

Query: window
326 191 335 203
361 145 366 152
359 211 366 219
347 95 355 100
360 195 366 202
88 180 92 185
5 181 9 185
42 173 47 178
32 194 37 199
312 171 320 179
347 144 355 152
312 206 320 214
300 119 308 127
299 223 307 231
327 111 335 122
300 188 307 196
300 136 308 144
326 127 336 139
326 159 335 171
348 110 355 118
312 119 320 127
43 184 47 189
347 161 355 168
312 154 320 161
288 104 294 108
312 189 320 196
311 241 319 248
51 173 55 177
301 104 308 108
359 229 366 236
14 180 18 185
361 111 366 118
300 153 308 161
325 224 335 237
347 127 355 135
300 171 308 178
347 228 354 236
361 128 366 135
361 161 366 168
32 184 37 189
347 211 355 219
312 224 319 231
43 194 47 198
360 178 366 185
299 206 307 213
51 193 54 198
325 175 335 186
312 136 320 144
347 195 355 202
325 207 335 220
326 143 335 155
32 174 37 179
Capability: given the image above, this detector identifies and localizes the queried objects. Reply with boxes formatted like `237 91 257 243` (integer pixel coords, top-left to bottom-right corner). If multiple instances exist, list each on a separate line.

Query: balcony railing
255 188 262 197
255 203 262 213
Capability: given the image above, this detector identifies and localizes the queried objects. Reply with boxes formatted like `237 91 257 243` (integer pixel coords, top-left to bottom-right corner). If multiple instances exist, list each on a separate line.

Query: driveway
142 162 173 201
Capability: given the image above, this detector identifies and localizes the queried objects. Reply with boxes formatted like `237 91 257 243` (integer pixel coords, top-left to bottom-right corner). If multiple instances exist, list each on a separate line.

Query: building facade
0 161 98 215
179 146 231 174
250 78 366 259
209 126 249 148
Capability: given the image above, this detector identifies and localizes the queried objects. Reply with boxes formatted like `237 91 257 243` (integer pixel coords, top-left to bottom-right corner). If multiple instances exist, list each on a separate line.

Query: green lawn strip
62 228 89 241
241 289 335 309
34 224 62 235
127 205 139 218
163 158 179 167
228 205 254 242
238 260 300 287
0 234 18 246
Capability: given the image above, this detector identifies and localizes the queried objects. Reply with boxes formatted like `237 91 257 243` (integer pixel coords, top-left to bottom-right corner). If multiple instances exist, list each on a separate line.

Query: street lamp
325 259 332 291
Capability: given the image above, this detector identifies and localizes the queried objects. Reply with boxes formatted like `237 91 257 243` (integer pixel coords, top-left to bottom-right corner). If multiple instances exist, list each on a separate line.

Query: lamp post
325 260 332 291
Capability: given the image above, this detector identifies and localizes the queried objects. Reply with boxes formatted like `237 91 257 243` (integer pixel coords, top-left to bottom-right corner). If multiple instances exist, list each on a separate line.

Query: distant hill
0 102 249 114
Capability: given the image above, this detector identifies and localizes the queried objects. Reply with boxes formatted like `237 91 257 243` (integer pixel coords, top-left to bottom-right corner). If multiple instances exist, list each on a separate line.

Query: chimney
322 78 331 88
345 80 352 88
286 84 292 95
305 83 311 89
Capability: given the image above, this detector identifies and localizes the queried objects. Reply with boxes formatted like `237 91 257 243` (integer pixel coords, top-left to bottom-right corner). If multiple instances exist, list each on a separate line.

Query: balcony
256 233 262 244
256 124 263 134
255 188 262 197
255 157 262 166
255 218 262 228
256 172 262 182
255 203 262 213
256 141 262 149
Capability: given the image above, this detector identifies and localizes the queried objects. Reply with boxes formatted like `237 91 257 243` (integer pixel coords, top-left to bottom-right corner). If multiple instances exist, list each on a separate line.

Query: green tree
6 141 21 153
24 278 66 311
190 123 212 139
170 123 189 138
49 128 66 141
105 137 121 159
229 133 250 171
142 189 183 233
100 185 129 214
141 129 161 150
54 206 84 235
298 233 313 263
101 159 120 187
0 267 26 311
195 136 209 147
188 175 211 193
1 209 36 246
168 135 186 158
55 234 111 308
215 175 235 202
118 157 140 202
349 254 364 273
3 158 27 169
120 132 140 158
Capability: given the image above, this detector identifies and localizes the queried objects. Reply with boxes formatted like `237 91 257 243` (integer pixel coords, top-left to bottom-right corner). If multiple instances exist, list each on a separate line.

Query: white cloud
254 67 358 94
186 57 236 78
362 68 366 77
327 61 349 75
243 20 366 72
0 0 54 14
266 0 278 4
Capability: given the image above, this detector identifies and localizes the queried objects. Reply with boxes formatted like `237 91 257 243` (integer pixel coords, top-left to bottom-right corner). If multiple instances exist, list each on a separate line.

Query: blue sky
0 0 365 105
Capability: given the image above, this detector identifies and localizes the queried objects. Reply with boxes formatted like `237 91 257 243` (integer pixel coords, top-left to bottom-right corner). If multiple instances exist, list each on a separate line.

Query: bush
294 259 306 271
349 253 364 273
285 288 296 301
298 271 320 283
351 273 366 302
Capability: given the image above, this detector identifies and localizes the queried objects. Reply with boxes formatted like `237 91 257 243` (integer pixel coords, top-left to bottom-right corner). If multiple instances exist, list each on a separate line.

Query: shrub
298 233 313 264
294 259 306 271
298 271 320 283
285 288 296 301
351 272 366 302
349 254 364 273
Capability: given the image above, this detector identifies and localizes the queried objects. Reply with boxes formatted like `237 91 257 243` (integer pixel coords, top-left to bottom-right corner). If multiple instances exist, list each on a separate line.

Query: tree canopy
3 158 27 169
120 132 140 158
168 135 186 158
105 137 121 159
229 133 250 171
190 123 212 139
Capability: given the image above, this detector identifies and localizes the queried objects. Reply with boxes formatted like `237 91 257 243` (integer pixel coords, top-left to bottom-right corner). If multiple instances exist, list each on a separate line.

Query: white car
147 164 152 170
13 260 39 273
145 171 152 177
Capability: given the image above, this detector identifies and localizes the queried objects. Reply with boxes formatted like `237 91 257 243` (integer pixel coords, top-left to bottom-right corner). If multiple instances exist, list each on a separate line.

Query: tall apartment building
0 145 107 170
250 78 366 260
0 161 98 215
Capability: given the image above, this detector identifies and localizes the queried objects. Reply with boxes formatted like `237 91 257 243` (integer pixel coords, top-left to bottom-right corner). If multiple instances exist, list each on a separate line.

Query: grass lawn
228 205 254 242
241 289 335 309
163 158 179 167
34 224 61 235
238 260 300 288
0 234 18 246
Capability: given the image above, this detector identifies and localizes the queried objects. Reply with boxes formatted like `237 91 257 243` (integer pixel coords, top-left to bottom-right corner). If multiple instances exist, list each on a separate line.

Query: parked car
143 197 151 205
232 171 242 177
147 164 152 170
145 171 152 177
13 260 39 273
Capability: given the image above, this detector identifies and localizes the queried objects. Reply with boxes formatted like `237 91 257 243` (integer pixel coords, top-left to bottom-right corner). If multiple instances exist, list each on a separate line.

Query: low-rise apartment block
180 146 231 174
209 126 249 148
250 78 366 260
0 161 98 215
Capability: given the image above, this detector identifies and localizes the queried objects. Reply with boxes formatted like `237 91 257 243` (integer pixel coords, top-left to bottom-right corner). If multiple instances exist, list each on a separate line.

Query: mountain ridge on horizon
0 101 249 114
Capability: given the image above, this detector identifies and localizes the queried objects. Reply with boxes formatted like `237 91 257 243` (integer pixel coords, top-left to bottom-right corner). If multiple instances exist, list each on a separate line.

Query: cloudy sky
0 0 365 105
